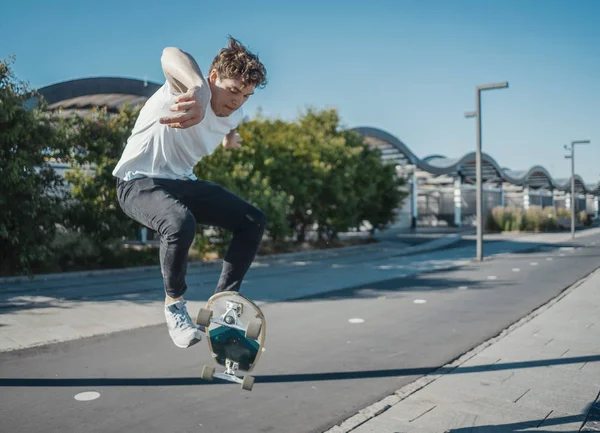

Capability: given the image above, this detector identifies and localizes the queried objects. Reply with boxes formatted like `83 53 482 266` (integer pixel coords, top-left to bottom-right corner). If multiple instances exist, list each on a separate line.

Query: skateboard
195 292 266 391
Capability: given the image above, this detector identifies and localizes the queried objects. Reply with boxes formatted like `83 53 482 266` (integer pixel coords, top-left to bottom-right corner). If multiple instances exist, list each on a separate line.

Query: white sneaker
164 301 202 348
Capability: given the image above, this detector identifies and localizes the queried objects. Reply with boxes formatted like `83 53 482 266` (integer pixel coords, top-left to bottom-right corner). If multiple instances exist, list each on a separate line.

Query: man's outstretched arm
161 47 206 93
159 47 210 128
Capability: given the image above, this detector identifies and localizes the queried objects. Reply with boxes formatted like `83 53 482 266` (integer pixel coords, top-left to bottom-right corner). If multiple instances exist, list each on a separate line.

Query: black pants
116 177 266 298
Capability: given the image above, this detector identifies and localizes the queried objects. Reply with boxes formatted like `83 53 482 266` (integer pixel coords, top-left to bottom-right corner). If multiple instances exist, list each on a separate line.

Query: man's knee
254 208 268 228
242 206 267 235
163 211 196 245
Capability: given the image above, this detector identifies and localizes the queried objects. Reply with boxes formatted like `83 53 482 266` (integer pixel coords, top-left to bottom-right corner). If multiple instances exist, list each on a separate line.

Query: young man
113 37 268 349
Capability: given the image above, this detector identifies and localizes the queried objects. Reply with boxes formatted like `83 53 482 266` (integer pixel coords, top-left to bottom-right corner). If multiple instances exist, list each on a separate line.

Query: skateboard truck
201 359 255 391
224 359 239 376
196 302 262 340
222 301 243 325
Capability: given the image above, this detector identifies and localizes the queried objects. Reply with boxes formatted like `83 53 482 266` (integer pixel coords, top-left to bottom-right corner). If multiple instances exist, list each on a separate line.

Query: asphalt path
1 232 599 433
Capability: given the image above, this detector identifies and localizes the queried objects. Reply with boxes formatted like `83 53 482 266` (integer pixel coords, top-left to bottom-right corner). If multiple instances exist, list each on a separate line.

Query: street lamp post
564 140 591 239
465 82 509 261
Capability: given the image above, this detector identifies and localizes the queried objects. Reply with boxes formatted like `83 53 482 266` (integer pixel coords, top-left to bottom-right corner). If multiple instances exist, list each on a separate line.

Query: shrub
505 207 524 231
579 210 590 226
524 206 546 232
486 206 567 232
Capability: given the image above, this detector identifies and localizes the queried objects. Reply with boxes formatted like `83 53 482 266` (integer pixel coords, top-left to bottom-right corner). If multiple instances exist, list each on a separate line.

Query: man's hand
159 86 209 129
223 130 242 149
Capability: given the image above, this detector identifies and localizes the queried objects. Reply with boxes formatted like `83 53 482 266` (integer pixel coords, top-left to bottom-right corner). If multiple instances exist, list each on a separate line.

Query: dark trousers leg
117 177 266 297
117 178 197 298
175 179 267 293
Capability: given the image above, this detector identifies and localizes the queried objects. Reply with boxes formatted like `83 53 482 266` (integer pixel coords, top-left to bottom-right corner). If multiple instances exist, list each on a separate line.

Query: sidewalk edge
581 389 600 432
323 266 600 433
0 232 465 285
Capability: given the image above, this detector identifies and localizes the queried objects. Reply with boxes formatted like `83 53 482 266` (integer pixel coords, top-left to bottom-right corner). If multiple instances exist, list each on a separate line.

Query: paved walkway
326 267 600 433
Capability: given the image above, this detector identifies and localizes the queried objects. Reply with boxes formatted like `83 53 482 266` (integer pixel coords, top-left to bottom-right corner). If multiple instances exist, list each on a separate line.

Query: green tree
47 105 158 271
57 106 140 244
349 130 407 235
245 109 407 241
0 57 67 276
194 120 294 255
195 108 406 245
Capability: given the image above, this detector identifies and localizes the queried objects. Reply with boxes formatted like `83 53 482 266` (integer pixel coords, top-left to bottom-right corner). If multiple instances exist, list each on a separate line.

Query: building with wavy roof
352 126 598 227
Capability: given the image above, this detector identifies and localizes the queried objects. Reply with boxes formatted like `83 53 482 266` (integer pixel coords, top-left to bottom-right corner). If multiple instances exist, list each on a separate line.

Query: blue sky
2 0 599 184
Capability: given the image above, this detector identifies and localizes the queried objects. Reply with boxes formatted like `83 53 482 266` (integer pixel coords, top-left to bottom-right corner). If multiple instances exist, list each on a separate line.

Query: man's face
209 70 255 117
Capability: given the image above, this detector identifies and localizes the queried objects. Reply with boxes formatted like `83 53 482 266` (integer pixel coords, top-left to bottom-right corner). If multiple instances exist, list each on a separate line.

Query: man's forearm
225 129 236 140
161 47 207 93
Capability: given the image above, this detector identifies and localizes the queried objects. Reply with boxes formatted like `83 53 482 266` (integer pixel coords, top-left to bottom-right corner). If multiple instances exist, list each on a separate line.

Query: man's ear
209 69 218 84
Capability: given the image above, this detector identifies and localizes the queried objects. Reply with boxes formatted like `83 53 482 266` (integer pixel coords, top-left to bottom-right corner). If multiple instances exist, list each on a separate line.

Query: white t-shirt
112 81 243 181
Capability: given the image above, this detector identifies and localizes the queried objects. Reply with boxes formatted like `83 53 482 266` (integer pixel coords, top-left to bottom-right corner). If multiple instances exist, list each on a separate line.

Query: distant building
352 127 599 227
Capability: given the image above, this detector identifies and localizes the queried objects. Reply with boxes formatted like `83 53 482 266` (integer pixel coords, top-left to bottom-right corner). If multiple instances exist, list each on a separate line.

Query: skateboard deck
196 291 266 391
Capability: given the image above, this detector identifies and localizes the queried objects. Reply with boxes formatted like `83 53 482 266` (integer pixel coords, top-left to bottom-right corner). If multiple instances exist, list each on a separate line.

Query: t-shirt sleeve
164 80 183 96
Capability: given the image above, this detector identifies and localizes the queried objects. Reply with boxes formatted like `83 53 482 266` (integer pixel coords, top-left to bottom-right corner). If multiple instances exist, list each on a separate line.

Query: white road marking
487 276 497 280
348 318 365 324
458 286 468 290
413 299 427 304
530 262 538 266
512 268 520 272
74 391 100 402
546 257 553 261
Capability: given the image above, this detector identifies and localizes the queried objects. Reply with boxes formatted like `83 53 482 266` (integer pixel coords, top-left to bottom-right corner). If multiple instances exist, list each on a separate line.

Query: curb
323 266 600 433
0 231 466 285
582 390 600 432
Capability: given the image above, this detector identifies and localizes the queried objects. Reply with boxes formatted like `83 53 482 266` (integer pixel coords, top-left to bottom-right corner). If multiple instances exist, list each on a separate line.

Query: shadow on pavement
2 354 598 388
287 270 509 302
445 413 584 432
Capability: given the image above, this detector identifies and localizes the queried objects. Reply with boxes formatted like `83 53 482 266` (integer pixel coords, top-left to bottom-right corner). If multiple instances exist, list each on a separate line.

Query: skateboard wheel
201 365 215 381
245 320 262 340
196 308 213 327
241 375 255 391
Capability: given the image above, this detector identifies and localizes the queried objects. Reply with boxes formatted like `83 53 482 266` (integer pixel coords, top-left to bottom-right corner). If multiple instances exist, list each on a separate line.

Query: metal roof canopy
31 77 162 113
353 126 597 195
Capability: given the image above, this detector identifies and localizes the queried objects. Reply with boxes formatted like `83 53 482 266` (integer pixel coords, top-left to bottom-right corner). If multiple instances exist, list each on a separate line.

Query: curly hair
209 36 267 89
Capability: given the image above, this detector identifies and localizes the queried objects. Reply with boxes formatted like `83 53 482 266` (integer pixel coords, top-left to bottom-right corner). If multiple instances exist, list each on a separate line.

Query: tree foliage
56 105 141 244
195 108 407 244
0 57 67 276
